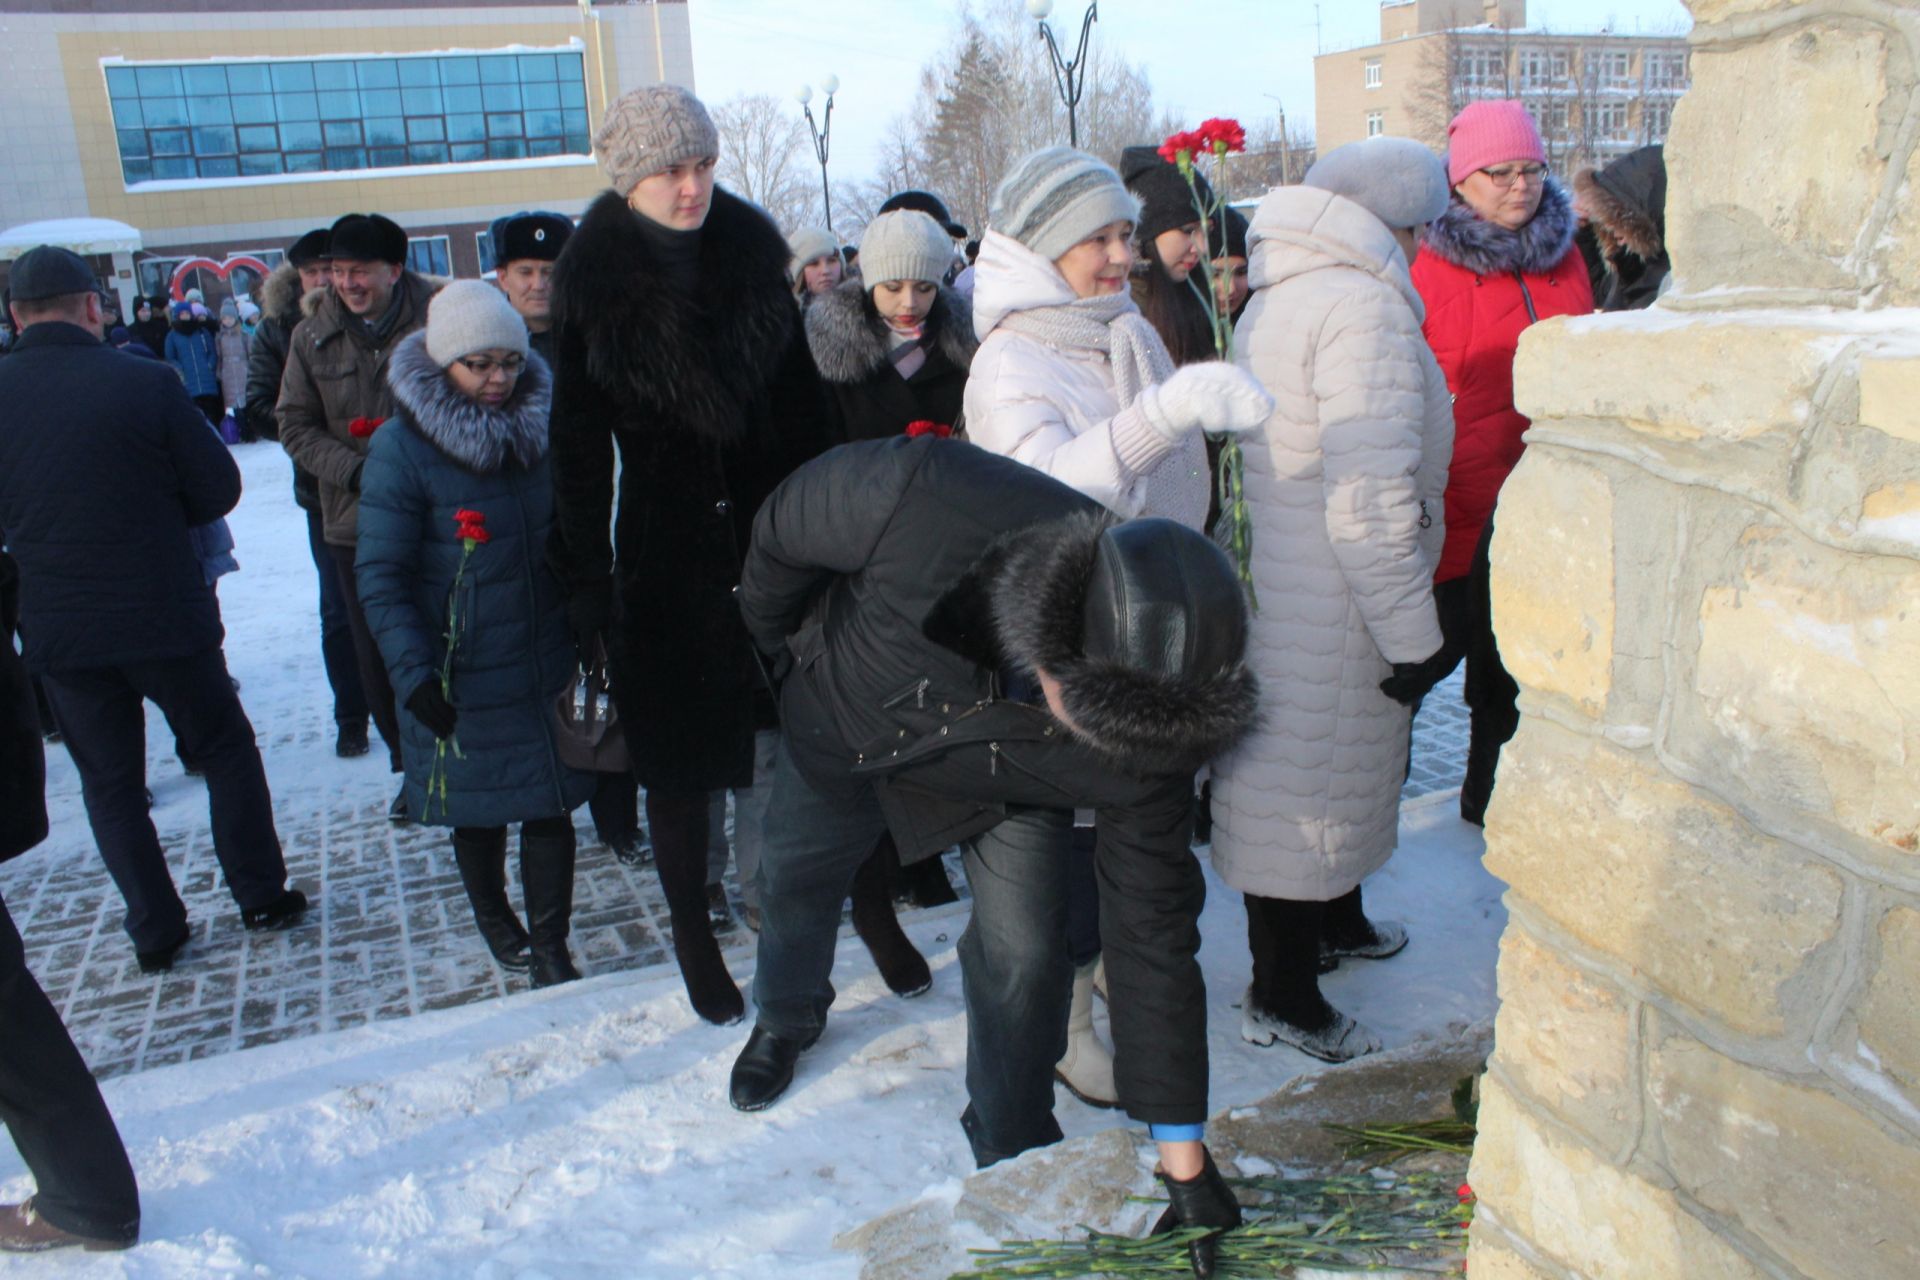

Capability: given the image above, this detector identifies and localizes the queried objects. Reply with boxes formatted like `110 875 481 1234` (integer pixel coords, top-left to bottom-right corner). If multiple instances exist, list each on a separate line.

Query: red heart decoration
170 255 272 302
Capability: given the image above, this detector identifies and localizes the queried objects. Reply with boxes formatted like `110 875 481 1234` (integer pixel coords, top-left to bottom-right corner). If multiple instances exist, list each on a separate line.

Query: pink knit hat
1446 99 1546 185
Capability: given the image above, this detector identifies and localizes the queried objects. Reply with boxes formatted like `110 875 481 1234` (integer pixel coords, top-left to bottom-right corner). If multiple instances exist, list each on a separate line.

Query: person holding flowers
1210 138 1457 1063
355 280 594 988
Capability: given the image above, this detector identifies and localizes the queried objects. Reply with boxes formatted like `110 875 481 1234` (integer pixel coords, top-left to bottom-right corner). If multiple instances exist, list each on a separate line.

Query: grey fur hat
593 84 719 196
1303 138 1451 230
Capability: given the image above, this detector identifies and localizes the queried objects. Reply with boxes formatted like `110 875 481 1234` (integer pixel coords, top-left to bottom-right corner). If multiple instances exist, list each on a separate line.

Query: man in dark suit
0 551 141 1253
0 246 309 974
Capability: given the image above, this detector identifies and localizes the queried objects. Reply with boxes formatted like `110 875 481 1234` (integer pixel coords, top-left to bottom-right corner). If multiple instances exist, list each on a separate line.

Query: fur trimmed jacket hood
552 188 795 445
1420 175 1578 277
387 331 551 474
259 262 313 328
804 280 977 385
1573 145 1669 312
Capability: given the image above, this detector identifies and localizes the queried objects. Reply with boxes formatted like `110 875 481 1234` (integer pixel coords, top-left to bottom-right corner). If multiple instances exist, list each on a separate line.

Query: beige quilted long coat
1209 184 1454 902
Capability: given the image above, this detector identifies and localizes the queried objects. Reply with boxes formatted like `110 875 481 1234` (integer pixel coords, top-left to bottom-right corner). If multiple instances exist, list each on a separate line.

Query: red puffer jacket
1412 180 1593 583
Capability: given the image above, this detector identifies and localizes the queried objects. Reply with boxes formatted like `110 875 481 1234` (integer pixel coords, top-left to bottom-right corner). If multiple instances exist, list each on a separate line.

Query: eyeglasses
1480 162 1548 190
455 354 526 379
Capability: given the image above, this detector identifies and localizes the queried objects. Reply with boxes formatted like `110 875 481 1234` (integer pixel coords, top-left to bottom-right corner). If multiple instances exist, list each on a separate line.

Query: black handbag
551 643 628 773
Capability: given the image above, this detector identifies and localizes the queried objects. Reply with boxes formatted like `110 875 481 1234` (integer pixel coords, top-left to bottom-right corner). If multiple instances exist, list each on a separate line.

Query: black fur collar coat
547 186 836 791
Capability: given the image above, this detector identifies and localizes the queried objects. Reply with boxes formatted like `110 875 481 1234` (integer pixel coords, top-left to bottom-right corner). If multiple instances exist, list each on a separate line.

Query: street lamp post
1027 0 1098 149
794 74 839 236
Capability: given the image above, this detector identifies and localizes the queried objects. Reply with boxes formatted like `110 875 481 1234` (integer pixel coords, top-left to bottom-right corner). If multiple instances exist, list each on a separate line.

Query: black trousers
326 543 401 772
41 646 287 951
1430 516 1519 823
0 890 140 1243
587 770 640 842
306 509 367 729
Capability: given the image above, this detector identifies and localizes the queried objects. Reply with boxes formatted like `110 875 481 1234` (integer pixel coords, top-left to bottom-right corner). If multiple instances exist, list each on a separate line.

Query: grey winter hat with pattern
593 84 720 197
425 279 531 368
989 146 1141 264
1303 138 1451 230
857 210 954 286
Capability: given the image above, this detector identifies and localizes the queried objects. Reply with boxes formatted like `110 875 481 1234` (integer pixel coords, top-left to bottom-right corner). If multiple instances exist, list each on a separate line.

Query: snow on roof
0 217 143 259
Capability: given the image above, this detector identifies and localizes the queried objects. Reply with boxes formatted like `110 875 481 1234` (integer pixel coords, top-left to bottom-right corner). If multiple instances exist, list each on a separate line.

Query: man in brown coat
276 212 437 819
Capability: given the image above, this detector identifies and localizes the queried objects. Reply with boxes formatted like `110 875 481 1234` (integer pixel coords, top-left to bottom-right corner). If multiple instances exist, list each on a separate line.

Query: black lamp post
1028 0 1098 148
794 74 840 235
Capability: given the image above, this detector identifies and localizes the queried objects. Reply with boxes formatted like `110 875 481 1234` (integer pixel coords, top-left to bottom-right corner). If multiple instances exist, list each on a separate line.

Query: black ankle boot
520 826 581 987
849 852 931 997
452 830 530 972
672 916 744 1024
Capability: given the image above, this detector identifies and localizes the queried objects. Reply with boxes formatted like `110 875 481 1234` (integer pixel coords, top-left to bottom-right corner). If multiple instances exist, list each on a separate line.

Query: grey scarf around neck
996 292 1175 410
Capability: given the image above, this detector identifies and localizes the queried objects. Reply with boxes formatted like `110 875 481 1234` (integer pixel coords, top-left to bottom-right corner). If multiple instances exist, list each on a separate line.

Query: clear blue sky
689 0 1692 180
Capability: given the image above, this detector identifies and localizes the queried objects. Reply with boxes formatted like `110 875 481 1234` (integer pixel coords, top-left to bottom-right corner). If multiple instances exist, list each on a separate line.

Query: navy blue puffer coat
355 334 592 828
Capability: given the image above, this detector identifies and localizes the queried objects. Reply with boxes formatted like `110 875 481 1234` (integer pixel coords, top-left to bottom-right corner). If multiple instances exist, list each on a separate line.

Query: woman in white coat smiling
1210 138 1457 1063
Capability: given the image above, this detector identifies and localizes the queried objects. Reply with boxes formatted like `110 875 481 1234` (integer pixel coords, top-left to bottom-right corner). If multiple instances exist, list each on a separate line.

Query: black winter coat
547 188 837 791
1574 145 1669 312
245 263 323 510
804 281 976 441
740 436 1212 1125
0 324 239 675
0 554 47 863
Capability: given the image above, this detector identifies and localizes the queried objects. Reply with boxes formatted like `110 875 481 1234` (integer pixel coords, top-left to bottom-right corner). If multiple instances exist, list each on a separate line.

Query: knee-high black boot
849 849 931 997
520 822 581 988
648 788 744 1024
452 828 530 972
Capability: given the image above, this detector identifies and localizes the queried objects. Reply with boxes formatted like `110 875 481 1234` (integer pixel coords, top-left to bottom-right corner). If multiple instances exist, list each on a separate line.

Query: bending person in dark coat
730 436 1259 1278
0 247 309 975
547 86 840 1025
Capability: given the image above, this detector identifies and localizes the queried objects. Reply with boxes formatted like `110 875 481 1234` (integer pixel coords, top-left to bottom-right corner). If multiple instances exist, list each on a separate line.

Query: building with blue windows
0 1 692 314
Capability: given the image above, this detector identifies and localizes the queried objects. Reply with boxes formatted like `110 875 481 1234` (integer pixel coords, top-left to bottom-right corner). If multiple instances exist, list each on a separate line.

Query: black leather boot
520 825 581 987
452 829 530 972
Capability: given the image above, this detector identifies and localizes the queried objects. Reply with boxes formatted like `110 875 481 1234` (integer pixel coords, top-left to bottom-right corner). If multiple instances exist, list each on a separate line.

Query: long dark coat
0 555 47 862
804 280 976 442
0 323 239 675
355 334 593 828
547 187 837 792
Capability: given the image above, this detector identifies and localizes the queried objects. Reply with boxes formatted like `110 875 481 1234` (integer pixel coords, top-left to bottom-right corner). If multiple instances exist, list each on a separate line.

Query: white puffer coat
964 230 1209 529
1210 185 1454 902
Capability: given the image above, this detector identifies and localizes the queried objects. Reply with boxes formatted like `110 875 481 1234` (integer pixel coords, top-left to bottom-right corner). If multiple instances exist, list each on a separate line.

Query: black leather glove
1149 1149 1243 1279
406 680 458 740
1379 645 1454 707
567 581 613 671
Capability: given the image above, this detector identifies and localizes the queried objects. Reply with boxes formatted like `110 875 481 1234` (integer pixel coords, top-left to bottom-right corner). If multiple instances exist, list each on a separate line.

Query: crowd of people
0 79 1669 1267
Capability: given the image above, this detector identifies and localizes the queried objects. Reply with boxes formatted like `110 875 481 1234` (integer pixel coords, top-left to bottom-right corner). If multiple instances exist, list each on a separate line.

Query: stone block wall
1464 2 1920 1277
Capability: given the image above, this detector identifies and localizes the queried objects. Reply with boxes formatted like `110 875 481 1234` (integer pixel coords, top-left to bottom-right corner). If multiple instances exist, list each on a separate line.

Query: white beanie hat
857 210 954 286
787 226 840 278
989 146 1140 263
425 280 530 367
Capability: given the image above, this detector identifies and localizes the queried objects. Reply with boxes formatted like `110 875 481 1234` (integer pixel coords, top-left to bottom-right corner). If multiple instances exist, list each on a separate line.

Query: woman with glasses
1412 99 1593 825
356 281 594 987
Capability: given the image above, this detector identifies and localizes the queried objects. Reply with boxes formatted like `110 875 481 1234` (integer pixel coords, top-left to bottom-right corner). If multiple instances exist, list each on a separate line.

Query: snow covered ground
0 445 1506 1278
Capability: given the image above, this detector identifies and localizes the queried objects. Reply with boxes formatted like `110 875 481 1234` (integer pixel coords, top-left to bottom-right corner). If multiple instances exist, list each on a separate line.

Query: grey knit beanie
593 84 720 196
1303 138 1451 230
425 280 531 367
857 210 954 286
787 226 840 277
989 147 1141 263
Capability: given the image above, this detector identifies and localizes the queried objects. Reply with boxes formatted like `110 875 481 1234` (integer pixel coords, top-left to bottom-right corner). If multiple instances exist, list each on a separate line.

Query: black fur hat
988 512 1258 774
286 227 331 267
327 213 408 265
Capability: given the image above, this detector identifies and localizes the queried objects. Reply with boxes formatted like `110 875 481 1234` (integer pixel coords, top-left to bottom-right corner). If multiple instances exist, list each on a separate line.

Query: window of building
1519 47 1567 91
1591 100 1631 139
104 50 591 186
1366 111 1385 138
476 229 496 276
1597 50 1634 88
407 235 451 277
1643 101 1673 142
1364 59 1382 89
1456 45 1507 90
1645 52 1688 91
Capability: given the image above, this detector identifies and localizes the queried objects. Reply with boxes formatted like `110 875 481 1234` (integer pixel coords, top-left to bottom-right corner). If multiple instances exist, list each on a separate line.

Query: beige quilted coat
1209 185 1454 902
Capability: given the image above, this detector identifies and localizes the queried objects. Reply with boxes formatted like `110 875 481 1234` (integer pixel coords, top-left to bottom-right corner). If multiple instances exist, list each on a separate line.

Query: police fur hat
987 512 1258 774
490 211 574 266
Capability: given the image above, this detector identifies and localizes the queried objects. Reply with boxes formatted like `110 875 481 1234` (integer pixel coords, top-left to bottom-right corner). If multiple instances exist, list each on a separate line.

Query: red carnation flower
1158 130 1201 166
1457 1183 1474 1201
454 509 490 544
454 509 486 524
348 415 387 439
904 420 952 439
1196 117 1247 155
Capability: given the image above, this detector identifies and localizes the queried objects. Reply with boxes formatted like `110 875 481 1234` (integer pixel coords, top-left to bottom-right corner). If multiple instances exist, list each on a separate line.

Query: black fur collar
387 331 552 473
804 281 977 385
1421 176 1577 277
551 187 796 445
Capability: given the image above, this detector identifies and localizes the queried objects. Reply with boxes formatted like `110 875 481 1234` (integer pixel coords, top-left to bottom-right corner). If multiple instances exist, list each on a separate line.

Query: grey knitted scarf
997 292 1175 409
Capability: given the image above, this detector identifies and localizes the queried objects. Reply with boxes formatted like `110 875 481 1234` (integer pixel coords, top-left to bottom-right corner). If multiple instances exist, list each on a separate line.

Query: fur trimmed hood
1420 175 1578 277
1574 145 1665 261
804 280 977 385
260 262 313 327
970 510 1260 774
551 187 796 445
387 330 552 473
